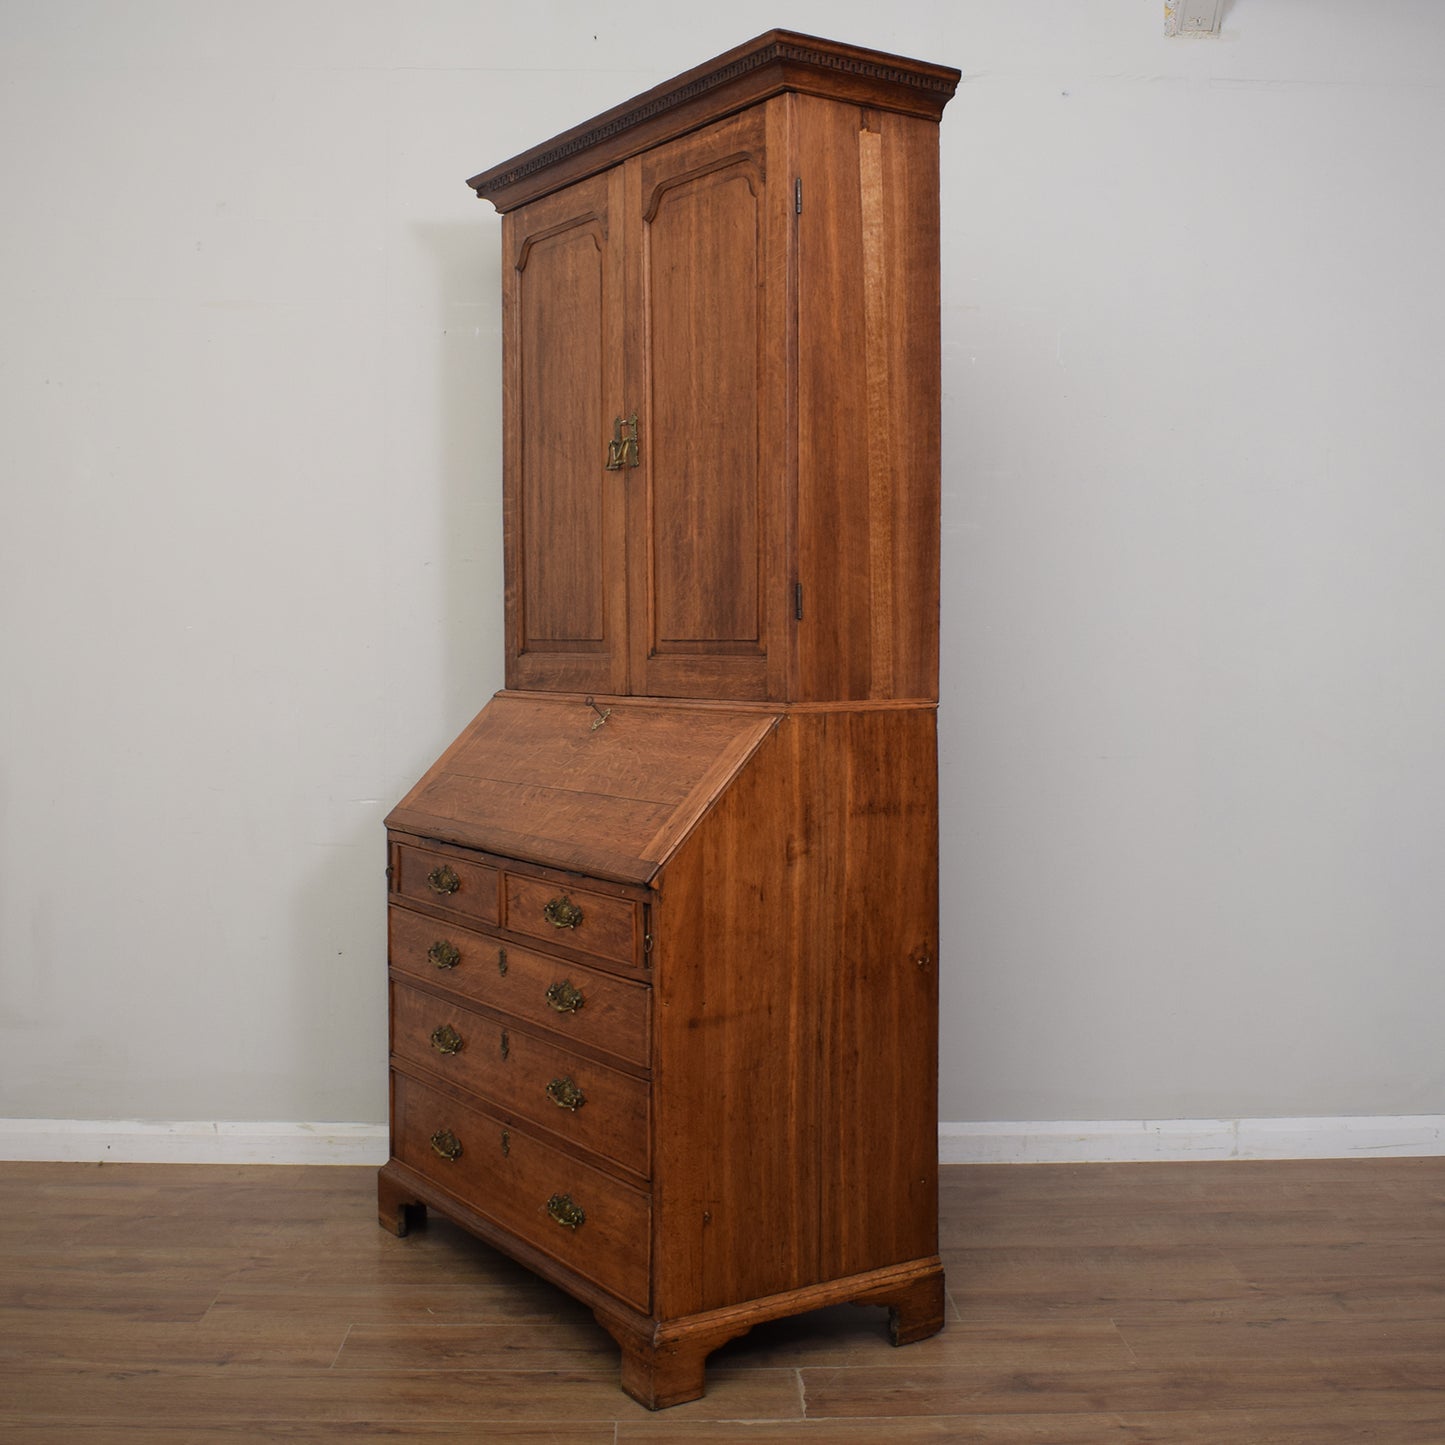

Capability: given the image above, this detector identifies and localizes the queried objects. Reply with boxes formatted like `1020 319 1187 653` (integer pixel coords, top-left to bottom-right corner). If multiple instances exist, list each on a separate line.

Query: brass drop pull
430 1129 462 1161
546 1192 586 1230
543 896 584 930
500 1028 510 1061
429 1024 464 1056
500 1128 510 1157
498 948 508 976
545 979 585 1014
428 939 461 970
545 1076 586 1111
426 864 461 896
604 412 639 470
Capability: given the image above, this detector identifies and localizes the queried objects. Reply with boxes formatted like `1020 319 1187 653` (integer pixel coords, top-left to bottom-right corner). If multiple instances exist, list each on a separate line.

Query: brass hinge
794 178 802 214
794 582 804 620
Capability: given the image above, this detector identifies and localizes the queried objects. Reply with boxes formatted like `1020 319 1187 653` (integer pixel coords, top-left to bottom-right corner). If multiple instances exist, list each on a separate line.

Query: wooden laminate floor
2 1159 1443 1442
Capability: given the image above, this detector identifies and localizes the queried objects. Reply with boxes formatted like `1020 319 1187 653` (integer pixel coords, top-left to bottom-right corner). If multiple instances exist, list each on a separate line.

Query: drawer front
390 981 649 1177
392 1071 650 1312
503 873 641 966
393 842 499 925
390 906 650 1067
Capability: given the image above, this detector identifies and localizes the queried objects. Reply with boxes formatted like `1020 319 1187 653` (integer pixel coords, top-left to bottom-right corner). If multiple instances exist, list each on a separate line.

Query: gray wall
2 1 1441 1128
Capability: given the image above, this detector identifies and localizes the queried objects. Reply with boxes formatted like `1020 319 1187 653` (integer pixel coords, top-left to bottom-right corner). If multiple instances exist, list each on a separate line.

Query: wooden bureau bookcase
378 31 959 1409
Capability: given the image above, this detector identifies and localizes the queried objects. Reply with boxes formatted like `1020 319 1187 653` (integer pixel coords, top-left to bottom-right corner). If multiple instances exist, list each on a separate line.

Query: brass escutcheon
543 896 584 930
426 864 461 896
545 1076 586 1111
546 1192 586 1230
430 1024 464 1055
604 412 639 471
545 979 585 1014
430 1128 462 1161
428 939 461 970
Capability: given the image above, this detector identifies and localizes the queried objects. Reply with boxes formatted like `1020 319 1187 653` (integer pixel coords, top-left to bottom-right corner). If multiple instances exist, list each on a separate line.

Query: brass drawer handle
427 864 461 896
546 1192 586 1230
428 939 461 970
430 1024 464 1056
545 1076 585 1111
545 979 585 1014
543 895 584 930
430 1129 462 1161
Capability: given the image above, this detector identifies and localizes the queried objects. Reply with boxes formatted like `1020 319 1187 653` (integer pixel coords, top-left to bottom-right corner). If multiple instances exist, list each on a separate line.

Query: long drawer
389 905 650 1068
390 979 650 1177
392 1070 650 1312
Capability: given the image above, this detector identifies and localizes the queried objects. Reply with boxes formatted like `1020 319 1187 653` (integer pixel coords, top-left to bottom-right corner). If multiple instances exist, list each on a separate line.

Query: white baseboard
4 1115 1442 1168
0 1119 389 1166
939 1115 1445 1164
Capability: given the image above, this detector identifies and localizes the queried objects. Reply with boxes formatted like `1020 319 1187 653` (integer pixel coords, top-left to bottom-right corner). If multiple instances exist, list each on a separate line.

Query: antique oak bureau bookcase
378 31 959 1409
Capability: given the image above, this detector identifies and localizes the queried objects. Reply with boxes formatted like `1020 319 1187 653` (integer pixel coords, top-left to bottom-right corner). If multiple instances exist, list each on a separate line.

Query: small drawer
390 981 649 1177
390 907 650 1068
392 842 499 925
391 1070 650 1312
503 873 641 966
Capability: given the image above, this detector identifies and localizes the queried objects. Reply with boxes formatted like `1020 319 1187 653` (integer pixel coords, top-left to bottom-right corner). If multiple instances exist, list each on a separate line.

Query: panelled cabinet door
625 104 792 702
503 169 629 694
503 105 793 702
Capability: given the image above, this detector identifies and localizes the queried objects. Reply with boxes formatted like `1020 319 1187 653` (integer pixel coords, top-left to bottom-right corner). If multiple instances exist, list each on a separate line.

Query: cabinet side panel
651 718 820 1316
795 99 942 703
818 707 939 1276
651 707 939 1316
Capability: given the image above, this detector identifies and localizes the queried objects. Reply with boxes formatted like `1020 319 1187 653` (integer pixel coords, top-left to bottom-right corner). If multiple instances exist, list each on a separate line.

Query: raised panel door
625 104 793 701
504 170 629 693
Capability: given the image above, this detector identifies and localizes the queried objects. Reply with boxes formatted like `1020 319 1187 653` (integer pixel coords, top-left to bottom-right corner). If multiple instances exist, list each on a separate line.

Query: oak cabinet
380 30 958 1410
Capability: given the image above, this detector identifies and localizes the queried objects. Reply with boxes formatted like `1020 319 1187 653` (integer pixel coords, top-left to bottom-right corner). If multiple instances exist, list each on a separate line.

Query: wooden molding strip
941 1115 1445 1164
0 1118 389 1166
5 1115 1444 1165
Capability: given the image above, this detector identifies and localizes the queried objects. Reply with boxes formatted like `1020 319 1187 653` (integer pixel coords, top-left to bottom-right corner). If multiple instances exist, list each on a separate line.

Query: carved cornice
469 31 959 208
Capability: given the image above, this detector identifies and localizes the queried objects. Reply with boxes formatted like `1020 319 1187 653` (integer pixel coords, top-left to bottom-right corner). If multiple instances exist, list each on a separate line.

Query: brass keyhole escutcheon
543 896 584 930
426 864 461 896
545 980 585 1014
604 412 639 471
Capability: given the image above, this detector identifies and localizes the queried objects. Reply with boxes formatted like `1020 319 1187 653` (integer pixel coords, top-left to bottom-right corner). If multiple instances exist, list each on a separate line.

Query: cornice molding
468 31 959 208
